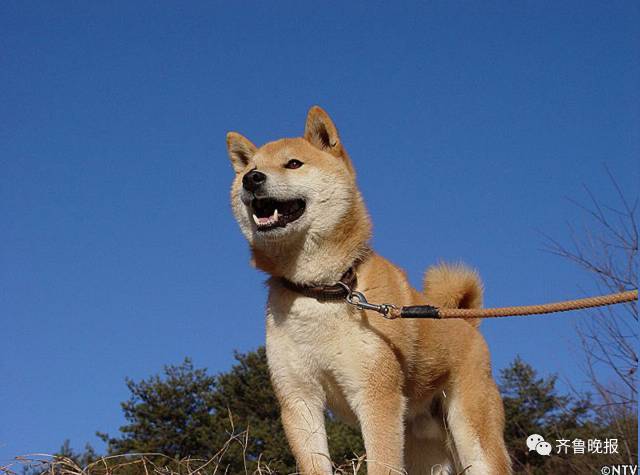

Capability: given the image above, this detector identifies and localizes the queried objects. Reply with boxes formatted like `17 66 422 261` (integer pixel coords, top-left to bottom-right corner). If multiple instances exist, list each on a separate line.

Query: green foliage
500 355 592 471
206 348 296 472
500 356 637 474
98 358 217 458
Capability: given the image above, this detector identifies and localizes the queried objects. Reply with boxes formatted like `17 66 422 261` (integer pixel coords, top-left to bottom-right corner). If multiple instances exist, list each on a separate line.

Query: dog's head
226 106 371 279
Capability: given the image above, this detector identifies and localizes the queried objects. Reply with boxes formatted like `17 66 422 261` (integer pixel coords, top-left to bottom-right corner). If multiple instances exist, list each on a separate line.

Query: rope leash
337 283 638 320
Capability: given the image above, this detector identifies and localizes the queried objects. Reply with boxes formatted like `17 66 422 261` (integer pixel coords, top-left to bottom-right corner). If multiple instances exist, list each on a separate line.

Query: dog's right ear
226 132 257 173
304 106 343 157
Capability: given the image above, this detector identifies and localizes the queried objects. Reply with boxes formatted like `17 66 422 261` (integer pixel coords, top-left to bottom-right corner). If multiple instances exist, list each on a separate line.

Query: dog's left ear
304 106 343 157
226 132 257 173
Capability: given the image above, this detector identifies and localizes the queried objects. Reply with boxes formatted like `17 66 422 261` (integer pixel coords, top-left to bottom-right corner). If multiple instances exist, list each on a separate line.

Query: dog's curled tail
423 262 484 327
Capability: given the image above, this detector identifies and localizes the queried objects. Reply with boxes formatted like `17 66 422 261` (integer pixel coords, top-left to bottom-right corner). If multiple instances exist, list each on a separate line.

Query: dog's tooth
252 214 260 225
274 209 279 221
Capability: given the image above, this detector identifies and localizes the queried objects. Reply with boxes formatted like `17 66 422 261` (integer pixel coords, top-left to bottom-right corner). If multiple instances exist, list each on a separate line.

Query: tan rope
434 289 638 319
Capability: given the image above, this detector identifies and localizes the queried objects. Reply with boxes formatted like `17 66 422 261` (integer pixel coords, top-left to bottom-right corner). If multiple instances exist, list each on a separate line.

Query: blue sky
1 0 638 463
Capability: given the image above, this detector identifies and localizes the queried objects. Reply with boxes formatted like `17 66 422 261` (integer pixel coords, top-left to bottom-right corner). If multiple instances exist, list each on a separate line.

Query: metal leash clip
336 282 398 319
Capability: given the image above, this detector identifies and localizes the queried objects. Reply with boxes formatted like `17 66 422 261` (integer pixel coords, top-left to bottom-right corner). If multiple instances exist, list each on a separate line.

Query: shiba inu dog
226 106 511 475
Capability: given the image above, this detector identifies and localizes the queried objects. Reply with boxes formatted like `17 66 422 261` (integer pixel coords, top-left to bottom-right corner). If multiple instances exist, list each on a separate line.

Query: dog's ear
226 132 257 173
304 106 342 157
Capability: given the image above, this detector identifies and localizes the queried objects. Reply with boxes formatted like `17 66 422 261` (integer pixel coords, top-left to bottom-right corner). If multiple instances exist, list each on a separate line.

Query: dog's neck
252 195 372 285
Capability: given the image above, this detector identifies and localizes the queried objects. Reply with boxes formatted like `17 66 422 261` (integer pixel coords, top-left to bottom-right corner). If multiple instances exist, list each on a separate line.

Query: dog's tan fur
226 107 511 475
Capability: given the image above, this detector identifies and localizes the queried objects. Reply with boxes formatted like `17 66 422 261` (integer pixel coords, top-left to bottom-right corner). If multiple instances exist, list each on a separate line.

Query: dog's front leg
356 381 406 475
279 394 332 474
266 330 332 474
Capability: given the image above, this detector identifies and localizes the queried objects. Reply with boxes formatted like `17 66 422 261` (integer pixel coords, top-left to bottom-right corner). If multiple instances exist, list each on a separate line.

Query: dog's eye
284 159 303 169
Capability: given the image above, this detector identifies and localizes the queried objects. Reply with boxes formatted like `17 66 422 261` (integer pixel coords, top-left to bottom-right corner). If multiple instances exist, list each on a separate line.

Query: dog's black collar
280 266 357 301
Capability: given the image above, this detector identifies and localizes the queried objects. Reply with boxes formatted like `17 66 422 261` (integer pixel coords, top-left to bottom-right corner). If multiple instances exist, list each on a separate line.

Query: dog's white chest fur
266 289 382 418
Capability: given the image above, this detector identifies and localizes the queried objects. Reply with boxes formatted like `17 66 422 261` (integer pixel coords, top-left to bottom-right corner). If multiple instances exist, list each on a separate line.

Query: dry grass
1 452 481 475
0 427 370 475
1 413 478 475
1 453 275 475
0 452 370 475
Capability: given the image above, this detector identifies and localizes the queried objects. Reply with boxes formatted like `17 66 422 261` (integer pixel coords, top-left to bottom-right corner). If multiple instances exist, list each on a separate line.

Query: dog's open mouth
251 198 306 231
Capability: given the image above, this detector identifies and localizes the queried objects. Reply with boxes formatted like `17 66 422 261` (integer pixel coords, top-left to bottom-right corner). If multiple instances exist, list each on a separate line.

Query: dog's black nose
242 170 267 192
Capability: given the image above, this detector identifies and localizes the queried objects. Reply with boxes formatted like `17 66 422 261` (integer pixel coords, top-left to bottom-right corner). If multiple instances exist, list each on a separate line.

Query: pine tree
499 356 593 474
